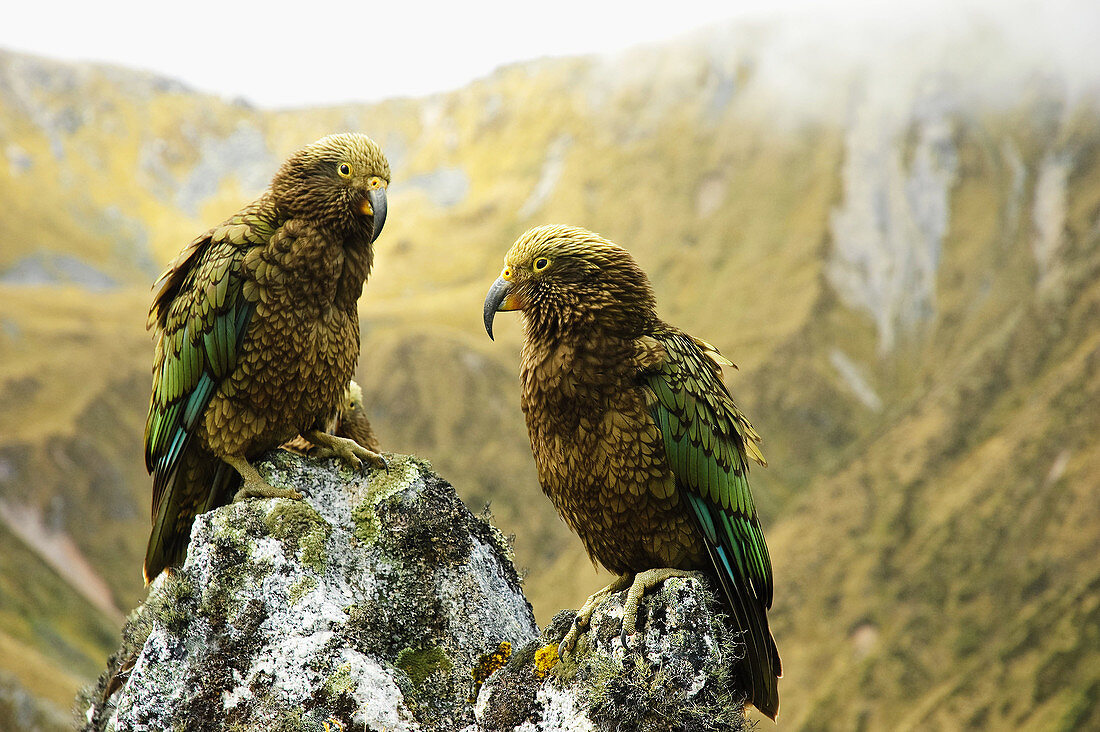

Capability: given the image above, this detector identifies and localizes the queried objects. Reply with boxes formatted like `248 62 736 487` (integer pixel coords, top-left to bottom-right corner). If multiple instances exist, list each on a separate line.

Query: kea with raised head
144 133 389 583
483 225 781 719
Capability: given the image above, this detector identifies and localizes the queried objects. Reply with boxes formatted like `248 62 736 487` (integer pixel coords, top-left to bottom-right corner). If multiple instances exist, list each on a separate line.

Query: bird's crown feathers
506 224 626 270
278 133 390 184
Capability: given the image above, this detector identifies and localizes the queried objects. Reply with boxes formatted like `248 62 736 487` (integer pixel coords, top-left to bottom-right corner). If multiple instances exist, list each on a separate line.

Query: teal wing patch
644 329 780 718
644 331 771 602
143 210 273 518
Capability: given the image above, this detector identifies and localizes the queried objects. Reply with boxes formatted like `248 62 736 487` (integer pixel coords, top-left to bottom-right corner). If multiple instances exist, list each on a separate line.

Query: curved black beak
367 187 387 243
483 276 513 341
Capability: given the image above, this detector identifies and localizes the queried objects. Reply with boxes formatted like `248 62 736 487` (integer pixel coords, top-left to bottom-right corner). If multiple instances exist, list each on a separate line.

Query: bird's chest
261 306 358 384
237 244 361 424
520 342 672 523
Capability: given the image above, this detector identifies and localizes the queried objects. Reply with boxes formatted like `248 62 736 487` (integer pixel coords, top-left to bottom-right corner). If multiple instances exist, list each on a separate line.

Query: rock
470 576 748 732
79 453 750 731
826 80 958 353
79 452 537 731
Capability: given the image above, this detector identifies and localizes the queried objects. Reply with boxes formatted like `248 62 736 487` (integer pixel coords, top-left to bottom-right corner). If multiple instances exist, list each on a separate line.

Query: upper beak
483 276 521 340
362 187 387 243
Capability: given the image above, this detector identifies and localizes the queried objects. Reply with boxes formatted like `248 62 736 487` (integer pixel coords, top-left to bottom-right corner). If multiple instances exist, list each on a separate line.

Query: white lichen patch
532 685 597 732
474 574 745 730
438 539 537 650
338 650 420 731
90 452 537 731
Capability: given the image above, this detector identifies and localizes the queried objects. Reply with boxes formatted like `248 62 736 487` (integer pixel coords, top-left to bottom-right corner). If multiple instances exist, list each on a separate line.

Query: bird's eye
338 163 352 178
533 257 550 272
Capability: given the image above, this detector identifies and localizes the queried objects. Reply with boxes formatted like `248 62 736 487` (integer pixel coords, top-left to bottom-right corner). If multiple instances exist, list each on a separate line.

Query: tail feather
711 542 781 719
144 444 239 583
686 493 781 720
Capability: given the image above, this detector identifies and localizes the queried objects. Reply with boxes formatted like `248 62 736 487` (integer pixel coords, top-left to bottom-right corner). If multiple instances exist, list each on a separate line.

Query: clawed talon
232 479 303 503
558 617 584 657
557 573 634 658
225 455 302 502
559 569 699 656
619 619 635 648
620 568 698 645
307 431 387 472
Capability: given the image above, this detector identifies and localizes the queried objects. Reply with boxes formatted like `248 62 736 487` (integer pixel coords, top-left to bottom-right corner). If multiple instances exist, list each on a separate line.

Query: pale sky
2 1 760 108
3 0 1096 109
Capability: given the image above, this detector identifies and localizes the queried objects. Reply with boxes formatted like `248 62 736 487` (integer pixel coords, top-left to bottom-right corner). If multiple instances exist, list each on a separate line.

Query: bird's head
483 225 656 341
271 133 390 242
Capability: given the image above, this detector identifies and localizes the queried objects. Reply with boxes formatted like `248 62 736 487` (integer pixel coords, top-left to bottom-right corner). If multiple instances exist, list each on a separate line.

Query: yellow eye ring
338 163 352 178
533 257 550 272
502 267 512 279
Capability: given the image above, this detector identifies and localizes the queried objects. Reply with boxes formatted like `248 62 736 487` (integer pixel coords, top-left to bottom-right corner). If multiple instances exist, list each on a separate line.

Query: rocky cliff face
79 453 749 731
474 578 747 732
81 453 537 731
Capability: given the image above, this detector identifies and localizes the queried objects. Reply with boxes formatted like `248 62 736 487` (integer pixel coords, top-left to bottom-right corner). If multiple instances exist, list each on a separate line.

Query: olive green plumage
484 225 781 719
143 133 390 582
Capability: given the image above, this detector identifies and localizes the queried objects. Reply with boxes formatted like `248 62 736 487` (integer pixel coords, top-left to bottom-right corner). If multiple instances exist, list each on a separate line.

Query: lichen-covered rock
470 576 748 732
79 452 537 731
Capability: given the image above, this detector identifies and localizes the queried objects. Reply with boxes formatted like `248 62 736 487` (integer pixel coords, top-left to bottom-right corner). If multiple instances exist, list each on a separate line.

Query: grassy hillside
0 19 1098 729
771 106 1100 730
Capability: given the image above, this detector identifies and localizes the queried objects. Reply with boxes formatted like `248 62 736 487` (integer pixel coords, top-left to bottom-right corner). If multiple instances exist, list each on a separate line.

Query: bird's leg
226 455 303 502
304 429 388 471
619 568 701 644
558 573 635 657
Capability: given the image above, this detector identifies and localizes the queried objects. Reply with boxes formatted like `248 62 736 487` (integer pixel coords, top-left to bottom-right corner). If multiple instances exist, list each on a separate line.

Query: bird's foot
306 431 388 471
618 568 699 646
232 478 303 503
224 455 303 502
558 573 635 658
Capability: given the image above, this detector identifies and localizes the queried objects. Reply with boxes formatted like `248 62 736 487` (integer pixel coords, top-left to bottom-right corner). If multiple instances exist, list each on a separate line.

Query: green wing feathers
143 446 238 583
142 210 270 580
645 330 781 719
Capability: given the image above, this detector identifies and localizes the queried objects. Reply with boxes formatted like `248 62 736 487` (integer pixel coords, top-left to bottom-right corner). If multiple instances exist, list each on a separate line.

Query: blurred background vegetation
1 7 1099 730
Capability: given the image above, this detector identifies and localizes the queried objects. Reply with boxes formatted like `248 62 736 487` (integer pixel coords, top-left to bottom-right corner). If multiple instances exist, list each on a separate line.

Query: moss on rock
474 577 749 731
396 645 453 689
82 452 537 732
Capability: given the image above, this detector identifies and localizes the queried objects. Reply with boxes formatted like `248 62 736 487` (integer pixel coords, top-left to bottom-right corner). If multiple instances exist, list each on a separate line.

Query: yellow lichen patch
350 454 420 545
469 641 512 701
533 643 560 679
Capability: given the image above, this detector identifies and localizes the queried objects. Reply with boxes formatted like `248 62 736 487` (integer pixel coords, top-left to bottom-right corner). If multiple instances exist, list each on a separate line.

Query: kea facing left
484 225 781 719
143 133 389 583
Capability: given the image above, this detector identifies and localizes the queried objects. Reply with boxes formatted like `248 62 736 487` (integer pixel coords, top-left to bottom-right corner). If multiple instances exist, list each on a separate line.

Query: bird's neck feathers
265 193 374 313
519 293 659 388
520 271 658 346
333 234 374 313
520 302 655 346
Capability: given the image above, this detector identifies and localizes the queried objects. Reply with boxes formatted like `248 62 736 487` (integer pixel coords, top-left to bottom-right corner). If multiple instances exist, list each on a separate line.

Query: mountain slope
0 13 1098 728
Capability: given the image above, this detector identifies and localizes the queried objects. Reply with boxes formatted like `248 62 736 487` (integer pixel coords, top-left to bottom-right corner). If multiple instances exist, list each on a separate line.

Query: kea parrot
143 133 389 583
483 225 781 719
282 379 379 455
